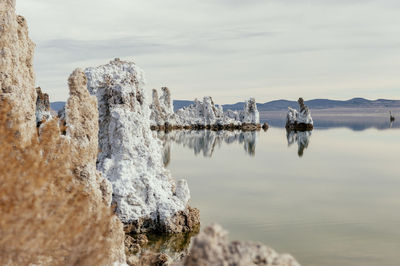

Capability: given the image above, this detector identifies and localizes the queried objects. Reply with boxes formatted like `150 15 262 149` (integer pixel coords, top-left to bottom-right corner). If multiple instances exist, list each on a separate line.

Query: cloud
16 0 400 103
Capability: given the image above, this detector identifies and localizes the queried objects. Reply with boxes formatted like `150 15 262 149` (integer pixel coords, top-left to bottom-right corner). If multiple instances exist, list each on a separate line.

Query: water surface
160 126 400 266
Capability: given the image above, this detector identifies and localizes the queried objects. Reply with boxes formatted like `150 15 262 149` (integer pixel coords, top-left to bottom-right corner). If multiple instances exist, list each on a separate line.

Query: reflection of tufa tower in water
390 111 395 122
286 129 312 157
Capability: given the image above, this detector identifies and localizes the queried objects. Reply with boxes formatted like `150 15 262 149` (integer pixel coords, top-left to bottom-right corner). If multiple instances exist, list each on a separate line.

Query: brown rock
182 224 300 266
0 0 37 144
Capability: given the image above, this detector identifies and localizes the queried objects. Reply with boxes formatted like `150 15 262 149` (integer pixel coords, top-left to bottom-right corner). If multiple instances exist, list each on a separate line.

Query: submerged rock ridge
150 91 261 131
85 59 199 234
181 224 300 266
0 0 37 143
286 98 313 131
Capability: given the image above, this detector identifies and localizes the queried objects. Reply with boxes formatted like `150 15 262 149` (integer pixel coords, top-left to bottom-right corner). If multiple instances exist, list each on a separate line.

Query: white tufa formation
85 59 197 233
150 87 176 126
172 97 260 126
286 98 313 126
225 97 260 125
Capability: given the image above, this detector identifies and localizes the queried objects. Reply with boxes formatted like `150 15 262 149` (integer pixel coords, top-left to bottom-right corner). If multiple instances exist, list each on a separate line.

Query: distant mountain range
50 101 66 112
51 98 400 113
174 98 400 112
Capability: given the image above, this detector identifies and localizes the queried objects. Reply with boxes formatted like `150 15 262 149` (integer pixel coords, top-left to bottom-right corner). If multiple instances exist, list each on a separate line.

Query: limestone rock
286 98 313 130
239 97 260 124
35 87 52 127
0 0 37 143
85 59 199 233
150 87 176 127
182 224 300 266
149 88 261 130
173 97 260 129
64 68 125 263
175 96 235 126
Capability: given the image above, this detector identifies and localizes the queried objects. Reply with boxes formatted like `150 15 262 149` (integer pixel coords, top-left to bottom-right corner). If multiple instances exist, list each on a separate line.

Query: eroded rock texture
0 0 37 143
35 87 52 127
149 87 261 131
63 68 125 263
182 224 300 266
85 59 199 234
286 98 313 130
64 69 113 207
150 87 175 127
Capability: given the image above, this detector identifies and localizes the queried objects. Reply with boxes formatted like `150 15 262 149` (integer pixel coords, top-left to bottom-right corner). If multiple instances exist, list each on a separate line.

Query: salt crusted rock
0 0 37 143
150 87 176 127
149 87 261 131
181 224 300 266
174 97 260 128
240 97 260 124
35 87 52 127
85 59 199 234
174 96 226 126
286 98 313 131
64 68 125 263
64 68 113 207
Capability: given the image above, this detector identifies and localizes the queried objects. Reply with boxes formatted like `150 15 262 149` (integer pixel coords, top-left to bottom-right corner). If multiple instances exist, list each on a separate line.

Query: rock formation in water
85 59 199 234
1 1 126 264
63 68 126 263
150 89 261 130
286 98 313 131
150 87 176 127
35 87 52 127
181 224 300 266
0 0 37 143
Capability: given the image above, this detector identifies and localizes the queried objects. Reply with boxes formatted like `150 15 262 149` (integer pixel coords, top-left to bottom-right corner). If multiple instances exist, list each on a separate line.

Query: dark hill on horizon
174 98 400 112
51 98 400 112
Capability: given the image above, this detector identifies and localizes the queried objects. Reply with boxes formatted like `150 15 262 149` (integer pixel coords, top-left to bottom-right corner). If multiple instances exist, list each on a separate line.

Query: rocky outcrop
35 87 52 127
64 69 113 207
286 98 313 131
150 93 261 131
85 59 199 234
1 1 126 263
63 68 126 263
150 87 175 127
181 224 300 266
0 0 37 143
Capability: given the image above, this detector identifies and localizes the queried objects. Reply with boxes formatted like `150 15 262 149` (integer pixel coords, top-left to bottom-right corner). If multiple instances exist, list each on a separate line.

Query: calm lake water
158 124 400 266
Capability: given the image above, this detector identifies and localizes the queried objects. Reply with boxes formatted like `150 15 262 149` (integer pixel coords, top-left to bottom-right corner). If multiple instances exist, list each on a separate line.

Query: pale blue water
161 127 400 266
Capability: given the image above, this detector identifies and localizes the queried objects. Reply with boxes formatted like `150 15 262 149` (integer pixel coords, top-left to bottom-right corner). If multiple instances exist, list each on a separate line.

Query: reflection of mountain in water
157 130 258 163
286 130 312 157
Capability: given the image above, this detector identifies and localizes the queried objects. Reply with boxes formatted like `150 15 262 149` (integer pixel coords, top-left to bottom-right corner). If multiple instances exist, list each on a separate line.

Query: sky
16 0 400 104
